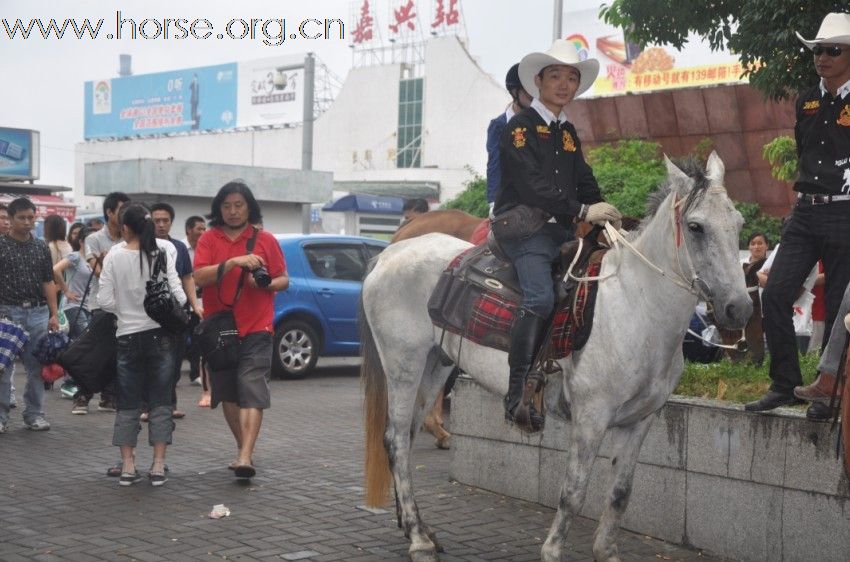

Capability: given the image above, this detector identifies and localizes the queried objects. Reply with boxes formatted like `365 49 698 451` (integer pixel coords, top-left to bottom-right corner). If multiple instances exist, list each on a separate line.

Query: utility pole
553 0 563 41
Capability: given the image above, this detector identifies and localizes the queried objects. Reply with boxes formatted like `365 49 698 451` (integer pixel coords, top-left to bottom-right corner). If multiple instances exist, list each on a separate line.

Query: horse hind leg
386 346 454 561
541 407 611 562
592 415 654 562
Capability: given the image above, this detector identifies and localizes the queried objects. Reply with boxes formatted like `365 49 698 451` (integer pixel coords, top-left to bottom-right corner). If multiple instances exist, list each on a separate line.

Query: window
304 245 367 282
397 77 423 168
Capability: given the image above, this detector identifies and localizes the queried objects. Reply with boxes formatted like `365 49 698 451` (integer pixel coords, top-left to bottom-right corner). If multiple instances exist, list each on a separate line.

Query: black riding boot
504 308 548 431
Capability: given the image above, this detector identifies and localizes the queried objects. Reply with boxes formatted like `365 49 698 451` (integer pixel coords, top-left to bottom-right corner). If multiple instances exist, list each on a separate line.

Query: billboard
0 127 40 181
236 57 305 127
84 56 310 139
564 3 746 97
85 63 238 139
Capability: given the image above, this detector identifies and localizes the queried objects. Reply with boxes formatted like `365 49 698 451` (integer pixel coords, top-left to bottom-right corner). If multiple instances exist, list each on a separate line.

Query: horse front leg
541 407 611 562
592 414 654 562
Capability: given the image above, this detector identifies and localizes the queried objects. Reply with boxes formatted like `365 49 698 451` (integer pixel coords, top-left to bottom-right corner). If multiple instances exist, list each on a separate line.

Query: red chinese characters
431 0 459 28
390 0 417 34
352 0 374 44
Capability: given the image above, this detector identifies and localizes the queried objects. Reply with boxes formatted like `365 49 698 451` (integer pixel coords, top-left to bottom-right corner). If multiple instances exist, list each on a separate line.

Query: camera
251 266 272 288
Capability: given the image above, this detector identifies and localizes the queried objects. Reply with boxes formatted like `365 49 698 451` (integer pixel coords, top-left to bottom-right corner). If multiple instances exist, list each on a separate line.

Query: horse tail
360 298 392 507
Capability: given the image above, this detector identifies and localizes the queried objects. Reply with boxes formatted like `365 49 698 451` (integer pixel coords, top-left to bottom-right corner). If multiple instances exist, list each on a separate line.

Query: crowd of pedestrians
0 180 288 486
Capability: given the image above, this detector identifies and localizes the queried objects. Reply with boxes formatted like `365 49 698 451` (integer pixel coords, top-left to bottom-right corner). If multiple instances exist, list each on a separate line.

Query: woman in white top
98 203 187 487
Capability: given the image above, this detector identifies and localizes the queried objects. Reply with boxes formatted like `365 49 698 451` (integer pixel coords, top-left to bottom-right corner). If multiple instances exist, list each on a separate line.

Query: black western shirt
494 106 603 222
794 82 850 195
0 234 54 306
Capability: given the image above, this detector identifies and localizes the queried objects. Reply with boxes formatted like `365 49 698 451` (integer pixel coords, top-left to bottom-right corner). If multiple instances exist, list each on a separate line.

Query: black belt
1 300 48 309
797 193 850 205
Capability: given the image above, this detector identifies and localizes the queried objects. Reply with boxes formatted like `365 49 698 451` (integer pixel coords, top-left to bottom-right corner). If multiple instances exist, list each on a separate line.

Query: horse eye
687 222 703 233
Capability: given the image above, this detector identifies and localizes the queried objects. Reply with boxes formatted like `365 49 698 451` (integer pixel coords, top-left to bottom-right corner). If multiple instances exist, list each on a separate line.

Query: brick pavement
0 361 718 561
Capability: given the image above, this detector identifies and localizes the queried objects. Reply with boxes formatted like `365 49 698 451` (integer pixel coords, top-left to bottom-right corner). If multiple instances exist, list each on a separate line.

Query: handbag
490 204 548 241
0 318 29 372
144 250 190 334
56 311 118 394
194 228 260 372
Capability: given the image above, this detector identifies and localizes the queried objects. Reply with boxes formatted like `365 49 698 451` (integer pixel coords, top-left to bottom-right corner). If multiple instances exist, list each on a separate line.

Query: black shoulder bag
194 228 260 372
144 249 191 333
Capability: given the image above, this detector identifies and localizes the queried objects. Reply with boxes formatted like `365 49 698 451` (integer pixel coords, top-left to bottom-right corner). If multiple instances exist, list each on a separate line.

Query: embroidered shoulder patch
803 100 820 111
562 130 577 152
838 105 850 127
511 127 527 148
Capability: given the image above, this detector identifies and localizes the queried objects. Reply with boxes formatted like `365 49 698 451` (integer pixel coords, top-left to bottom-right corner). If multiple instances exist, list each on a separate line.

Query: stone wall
570 85 798 217
449 377 850 562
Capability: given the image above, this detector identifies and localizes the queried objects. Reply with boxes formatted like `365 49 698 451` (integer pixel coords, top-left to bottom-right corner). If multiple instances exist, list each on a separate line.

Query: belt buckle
811 194 828 205
21 301 32 309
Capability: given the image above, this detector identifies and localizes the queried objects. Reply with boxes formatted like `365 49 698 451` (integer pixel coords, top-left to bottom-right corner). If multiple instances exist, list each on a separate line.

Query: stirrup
511 371 546 433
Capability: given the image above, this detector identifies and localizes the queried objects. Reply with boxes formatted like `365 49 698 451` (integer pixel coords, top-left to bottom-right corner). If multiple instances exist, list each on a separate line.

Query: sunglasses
813 45 849 57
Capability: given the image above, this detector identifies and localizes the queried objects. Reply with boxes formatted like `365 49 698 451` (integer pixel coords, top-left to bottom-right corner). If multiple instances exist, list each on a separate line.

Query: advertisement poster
84 63 238 139
565 2 746 97
236 56 305 127
0 127 39 180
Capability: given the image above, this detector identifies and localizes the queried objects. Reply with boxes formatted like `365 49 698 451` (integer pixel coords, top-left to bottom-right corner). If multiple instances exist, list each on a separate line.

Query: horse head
658 151 752 329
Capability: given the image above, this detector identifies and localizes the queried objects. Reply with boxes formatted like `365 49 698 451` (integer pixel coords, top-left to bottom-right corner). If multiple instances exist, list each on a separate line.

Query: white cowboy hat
518 39 600 99
795 12 850 49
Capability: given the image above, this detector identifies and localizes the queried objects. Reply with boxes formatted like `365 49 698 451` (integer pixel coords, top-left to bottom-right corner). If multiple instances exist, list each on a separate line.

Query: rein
565 186 747 352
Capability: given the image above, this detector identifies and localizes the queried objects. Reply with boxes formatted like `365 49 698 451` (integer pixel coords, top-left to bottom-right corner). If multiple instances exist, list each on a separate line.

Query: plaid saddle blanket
428 247 604 359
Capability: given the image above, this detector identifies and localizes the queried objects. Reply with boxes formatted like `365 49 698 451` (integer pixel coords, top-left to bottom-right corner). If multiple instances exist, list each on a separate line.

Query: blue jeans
0 305 50 425
112 328 176 447
65 306 91 340
498 223 574 317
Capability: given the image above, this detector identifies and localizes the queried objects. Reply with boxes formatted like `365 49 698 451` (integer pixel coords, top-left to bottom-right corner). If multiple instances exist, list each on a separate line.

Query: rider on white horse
492 39 622 431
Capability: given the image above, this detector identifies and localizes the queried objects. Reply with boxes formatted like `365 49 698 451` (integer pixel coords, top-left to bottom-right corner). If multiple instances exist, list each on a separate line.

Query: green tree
585 139 666 218
441 173 488 218
600 0 849 99
763 136 798 181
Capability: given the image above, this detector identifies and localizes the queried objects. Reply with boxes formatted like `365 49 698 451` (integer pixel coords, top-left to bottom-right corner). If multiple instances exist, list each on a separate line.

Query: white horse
360 152 751 562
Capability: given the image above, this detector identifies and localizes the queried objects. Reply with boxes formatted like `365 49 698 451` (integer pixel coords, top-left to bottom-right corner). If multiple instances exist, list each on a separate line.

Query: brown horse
391 209 486 245
391 209 487 450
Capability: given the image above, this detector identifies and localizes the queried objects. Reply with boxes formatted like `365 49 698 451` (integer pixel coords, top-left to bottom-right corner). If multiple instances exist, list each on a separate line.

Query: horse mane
639 157 712 233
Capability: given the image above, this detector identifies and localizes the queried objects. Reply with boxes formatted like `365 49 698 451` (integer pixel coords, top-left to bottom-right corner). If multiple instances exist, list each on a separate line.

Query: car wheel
274 320 319 379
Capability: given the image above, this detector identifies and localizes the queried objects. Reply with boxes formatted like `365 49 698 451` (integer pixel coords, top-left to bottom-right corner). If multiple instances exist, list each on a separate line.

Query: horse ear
664 154 689 187
705 150 725 183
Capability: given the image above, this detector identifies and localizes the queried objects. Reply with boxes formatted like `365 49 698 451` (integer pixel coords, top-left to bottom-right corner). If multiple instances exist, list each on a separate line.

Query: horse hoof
435 435 451 450
409 549 439 562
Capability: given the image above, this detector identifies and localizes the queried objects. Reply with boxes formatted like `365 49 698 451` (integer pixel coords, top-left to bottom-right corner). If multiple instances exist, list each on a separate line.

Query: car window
304 245 366 281
364 244 384 261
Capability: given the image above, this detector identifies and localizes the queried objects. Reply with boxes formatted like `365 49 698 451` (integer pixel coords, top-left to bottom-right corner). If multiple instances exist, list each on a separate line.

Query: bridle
566 186 748 352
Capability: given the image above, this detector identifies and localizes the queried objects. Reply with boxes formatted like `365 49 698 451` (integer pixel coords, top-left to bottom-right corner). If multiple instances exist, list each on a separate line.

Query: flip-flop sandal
234 464 256 479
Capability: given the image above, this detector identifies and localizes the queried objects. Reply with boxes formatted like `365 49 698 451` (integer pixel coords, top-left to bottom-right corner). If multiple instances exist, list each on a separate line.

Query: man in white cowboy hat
492 39 621 432
747 12 850 415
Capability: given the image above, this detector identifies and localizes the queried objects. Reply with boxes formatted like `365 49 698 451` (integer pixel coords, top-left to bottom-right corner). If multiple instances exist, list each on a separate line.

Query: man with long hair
193 181 288 479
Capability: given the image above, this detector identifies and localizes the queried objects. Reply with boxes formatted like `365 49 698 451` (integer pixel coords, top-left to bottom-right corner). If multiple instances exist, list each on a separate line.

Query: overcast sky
1 0 560 189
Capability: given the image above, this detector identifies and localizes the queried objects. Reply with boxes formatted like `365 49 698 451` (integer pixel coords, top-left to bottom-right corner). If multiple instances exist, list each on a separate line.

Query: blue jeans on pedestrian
0 304 50 426
498 223 574 318
112 328 177 447
65 306 91 340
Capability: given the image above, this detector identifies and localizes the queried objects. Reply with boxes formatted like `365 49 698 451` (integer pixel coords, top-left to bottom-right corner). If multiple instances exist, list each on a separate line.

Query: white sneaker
24 417 51 431
0 421 8 434
190 378 203 387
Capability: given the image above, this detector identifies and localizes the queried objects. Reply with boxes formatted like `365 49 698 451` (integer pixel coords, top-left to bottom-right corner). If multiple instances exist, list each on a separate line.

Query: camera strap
217 226 260 308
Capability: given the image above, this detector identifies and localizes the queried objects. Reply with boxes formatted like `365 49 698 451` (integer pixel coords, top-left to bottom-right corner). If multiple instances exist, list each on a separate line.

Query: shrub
763 135 798 182
441 172 488 218
735 202 783 249
585 139 666 218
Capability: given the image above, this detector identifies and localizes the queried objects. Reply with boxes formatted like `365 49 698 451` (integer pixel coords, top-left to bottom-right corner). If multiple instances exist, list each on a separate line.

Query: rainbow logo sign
566 34 591 61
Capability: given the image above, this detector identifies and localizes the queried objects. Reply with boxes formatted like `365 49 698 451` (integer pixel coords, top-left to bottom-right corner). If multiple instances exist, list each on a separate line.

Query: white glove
583 202 622 226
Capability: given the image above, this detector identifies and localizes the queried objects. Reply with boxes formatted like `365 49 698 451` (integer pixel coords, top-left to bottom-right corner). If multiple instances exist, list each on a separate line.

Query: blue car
273 234 388 378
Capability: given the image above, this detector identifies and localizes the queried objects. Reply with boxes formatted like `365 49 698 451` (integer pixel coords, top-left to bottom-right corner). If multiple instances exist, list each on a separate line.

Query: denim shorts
208 331 272 409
